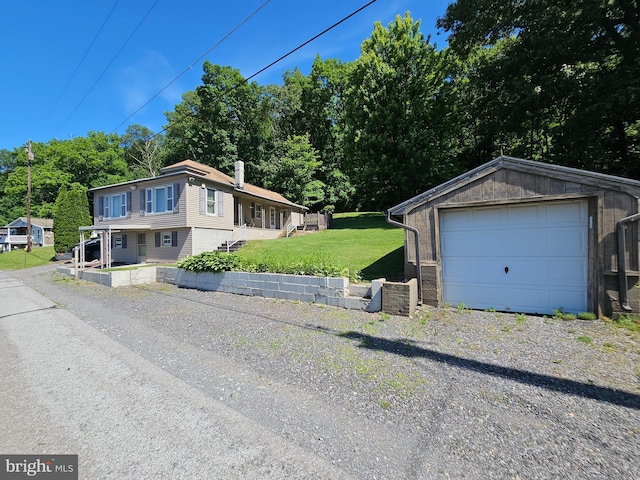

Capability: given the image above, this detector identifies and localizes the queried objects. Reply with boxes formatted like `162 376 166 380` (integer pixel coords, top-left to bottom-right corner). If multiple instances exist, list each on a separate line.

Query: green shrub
177 252 242 273
577 312 597 321
177 251 360 281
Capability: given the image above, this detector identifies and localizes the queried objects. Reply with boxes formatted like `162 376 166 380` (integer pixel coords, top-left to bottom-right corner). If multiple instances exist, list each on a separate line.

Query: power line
57 0 160 133
47 0 121 119
152 0 379 139
111 0 272 134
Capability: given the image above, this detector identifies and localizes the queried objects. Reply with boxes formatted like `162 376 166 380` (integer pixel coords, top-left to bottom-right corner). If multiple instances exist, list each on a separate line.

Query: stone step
348 283 371 299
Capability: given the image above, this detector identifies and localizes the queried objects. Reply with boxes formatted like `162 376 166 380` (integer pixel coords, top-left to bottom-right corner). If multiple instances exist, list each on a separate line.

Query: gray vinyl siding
145 228 191 263
185 182 235 229
93 178 187 230
110 233 137 264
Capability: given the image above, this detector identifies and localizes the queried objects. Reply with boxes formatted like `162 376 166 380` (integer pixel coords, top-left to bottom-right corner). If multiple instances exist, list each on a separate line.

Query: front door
137 233 147 263
270 207 276 229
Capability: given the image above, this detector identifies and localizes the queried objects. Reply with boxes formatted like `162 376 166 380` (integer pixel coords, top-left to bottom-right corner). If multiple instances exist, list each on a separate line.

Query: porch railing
0 234 30 244
286 222 298 238
226 224 247 252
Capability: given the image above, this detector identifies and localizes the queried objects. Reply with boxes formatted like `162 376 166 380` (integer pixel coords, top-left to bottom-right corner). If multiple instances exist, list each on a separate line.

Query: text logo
0 456 77 480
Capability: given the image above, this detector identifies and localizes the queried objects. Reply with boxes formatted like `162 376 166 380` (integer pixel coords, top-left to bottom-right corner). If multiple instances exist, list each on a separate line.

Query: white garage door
440 200 588 314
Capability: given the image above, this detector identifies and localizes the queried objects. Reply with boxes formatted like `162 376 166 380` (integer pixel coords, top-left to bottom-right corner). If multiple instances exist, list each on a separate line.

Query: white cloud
118 50 183 115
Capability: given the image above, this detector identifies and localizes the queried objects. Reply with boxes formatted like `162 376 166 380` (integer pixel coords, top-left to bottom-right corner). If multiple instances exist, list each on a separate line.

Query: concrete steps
217 240 246 252
344 282 378 311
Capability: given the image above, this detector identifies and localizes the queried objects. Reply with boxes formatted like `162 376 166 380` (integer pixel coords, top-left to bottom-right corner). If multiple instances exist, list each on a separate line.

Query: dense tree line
1 2 638 226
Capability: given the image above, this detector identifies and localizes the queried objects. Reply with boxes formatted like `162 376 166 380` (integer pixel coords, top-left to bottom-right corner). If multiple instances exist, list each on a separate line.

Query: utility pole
26 140 33 252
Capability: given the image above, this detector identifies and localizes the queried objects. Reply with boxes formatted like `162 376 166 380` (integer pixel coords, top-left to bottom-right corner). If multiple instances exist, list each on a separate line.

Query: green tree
262 134 324 207
438 0 640 177
120 124 166 177
264 58 354 210
164 62 271 182
53 184 92 253
344 13 457 209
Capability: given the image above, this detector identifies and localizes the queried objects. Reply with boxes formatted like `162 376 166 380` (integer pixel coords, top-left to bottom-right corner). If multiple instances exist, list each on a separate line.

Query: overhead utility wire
57 0 160 133
111 0 272 133
47 0 121 118
151 0 379 139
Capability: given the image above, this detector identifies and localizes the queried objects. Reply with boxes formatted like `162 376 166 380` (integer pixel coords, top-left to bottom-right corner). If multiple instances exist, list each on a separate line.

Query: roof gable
388 156 640 215
6 217 53 229
161 160 236 187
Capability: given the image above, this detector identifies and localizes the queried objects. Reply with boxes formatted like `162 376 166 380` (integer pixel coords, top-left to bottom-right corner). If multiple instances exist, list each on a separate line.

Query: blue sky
0 1 451 151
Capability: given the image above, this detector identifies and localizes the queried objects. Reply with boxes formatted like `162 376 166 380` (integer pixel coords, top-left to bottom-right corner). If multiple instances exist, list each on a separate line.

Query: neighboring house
387 155 640 317
0 217 54 252
86 159 307 265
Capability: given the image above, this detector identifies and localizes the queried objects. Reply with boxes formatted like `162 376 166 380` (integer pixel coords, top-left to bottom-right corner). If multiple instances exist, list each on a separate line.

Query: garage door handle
504 266 509 274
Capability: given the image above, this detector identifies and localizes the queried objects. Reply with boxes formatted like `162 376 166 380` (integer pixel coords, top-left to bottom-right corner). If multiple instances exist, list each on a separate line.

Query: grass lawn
236 212 405 281
0 246 56 270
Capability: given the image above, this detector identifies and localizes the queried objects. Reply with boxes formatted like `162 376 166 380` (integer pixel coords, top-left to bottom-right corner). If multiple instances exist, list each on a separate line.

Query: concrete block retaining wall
57 266 386 312
58 266 158 287
157 267 383 312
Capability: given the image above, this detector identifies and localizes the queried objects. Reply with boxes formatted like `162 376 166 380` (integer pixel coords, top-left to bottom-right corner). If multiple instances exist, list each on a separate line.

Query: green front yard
236 212 404 281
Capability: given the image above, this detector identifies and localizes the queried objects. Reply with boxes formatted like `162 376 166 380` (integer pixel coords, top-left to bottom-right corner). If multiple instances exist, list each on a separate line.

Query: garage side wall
402 167 639 315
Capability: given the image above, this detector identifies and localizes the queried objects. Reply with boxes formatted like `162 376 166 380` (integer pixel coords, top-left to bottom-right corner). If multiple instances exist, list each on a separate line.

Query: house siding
185 182 235 229
110 234 138 264
94 178 187 230
144 228 191 263
88 161 307 262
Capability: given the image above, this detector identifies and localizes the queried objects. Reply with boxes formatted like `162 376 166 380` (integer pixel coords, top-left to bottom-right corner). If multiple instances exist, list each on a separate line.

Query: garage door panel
506 204 541 225
547 260 587 286
503 287 547 312
471 207 506 227
549 289 587 313
440 200 588 314
548 227 587 256
545 201 587 224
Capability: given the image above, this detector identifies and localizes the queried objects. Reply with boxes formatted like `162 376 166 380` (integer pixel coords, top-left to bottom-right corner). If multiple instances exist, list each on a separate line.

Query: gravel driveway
9 266 640 479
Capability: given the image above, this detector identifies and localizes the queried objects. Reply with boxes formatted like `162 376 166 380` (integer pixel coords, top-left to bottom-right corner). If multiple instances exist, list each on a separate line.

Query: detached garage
387 156 640 317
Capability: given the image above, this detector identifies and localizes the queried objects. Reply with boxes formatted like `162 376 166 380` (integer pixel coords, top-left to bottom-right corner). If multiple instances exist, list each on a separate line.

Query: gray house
86 159 307 265
0 217 54 252
387 156 640 317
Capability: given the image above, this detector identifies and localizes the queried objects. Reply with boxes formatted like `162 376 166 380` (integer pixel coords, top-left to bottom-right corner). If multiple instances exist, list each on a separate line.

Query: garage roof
388 156 640 216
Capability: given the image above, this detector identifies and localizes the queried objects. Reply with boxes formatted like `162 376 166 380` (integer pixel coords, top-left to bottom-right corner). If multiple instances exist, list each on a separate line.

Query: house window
255 203 262 219
156 231 178 247
146 185 174 214
162 232 172 247
207 187 216 215
113 234 127 249
103 193 127 219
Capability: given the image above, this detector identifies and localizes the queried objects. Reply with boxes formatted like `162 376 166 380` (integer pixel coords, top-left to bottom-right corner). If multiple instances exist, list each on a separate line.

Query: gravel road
4 265 640 479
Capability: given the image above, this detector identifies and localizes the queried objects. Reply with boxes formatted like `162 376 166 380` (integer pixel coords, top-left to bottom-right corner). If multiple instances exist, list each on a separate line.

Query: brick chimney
235 160 244 189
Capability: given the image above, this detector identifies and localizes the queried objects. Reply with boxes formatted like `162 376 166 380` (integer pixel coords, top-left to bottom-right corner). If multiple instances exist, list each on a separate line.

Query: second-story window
146 185 174 214
103 193 127 219
206 187 216 215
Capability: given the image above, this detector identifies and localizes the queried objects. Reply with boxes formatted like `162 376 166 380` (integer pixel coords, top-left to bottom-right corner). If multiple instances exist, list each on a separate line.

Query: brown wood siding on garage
402 167 639 314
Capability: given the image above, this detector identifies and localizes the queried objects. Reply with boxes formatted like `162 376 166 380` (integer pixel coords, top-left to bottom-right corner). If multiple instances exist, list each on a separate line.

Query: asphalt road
0 269 355 479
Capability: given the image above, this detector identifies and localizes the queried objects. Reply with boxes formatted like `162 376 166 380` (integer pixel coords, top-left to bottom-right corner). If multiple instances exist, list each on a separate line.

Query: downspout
386 211 423 305
616 212 640 311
